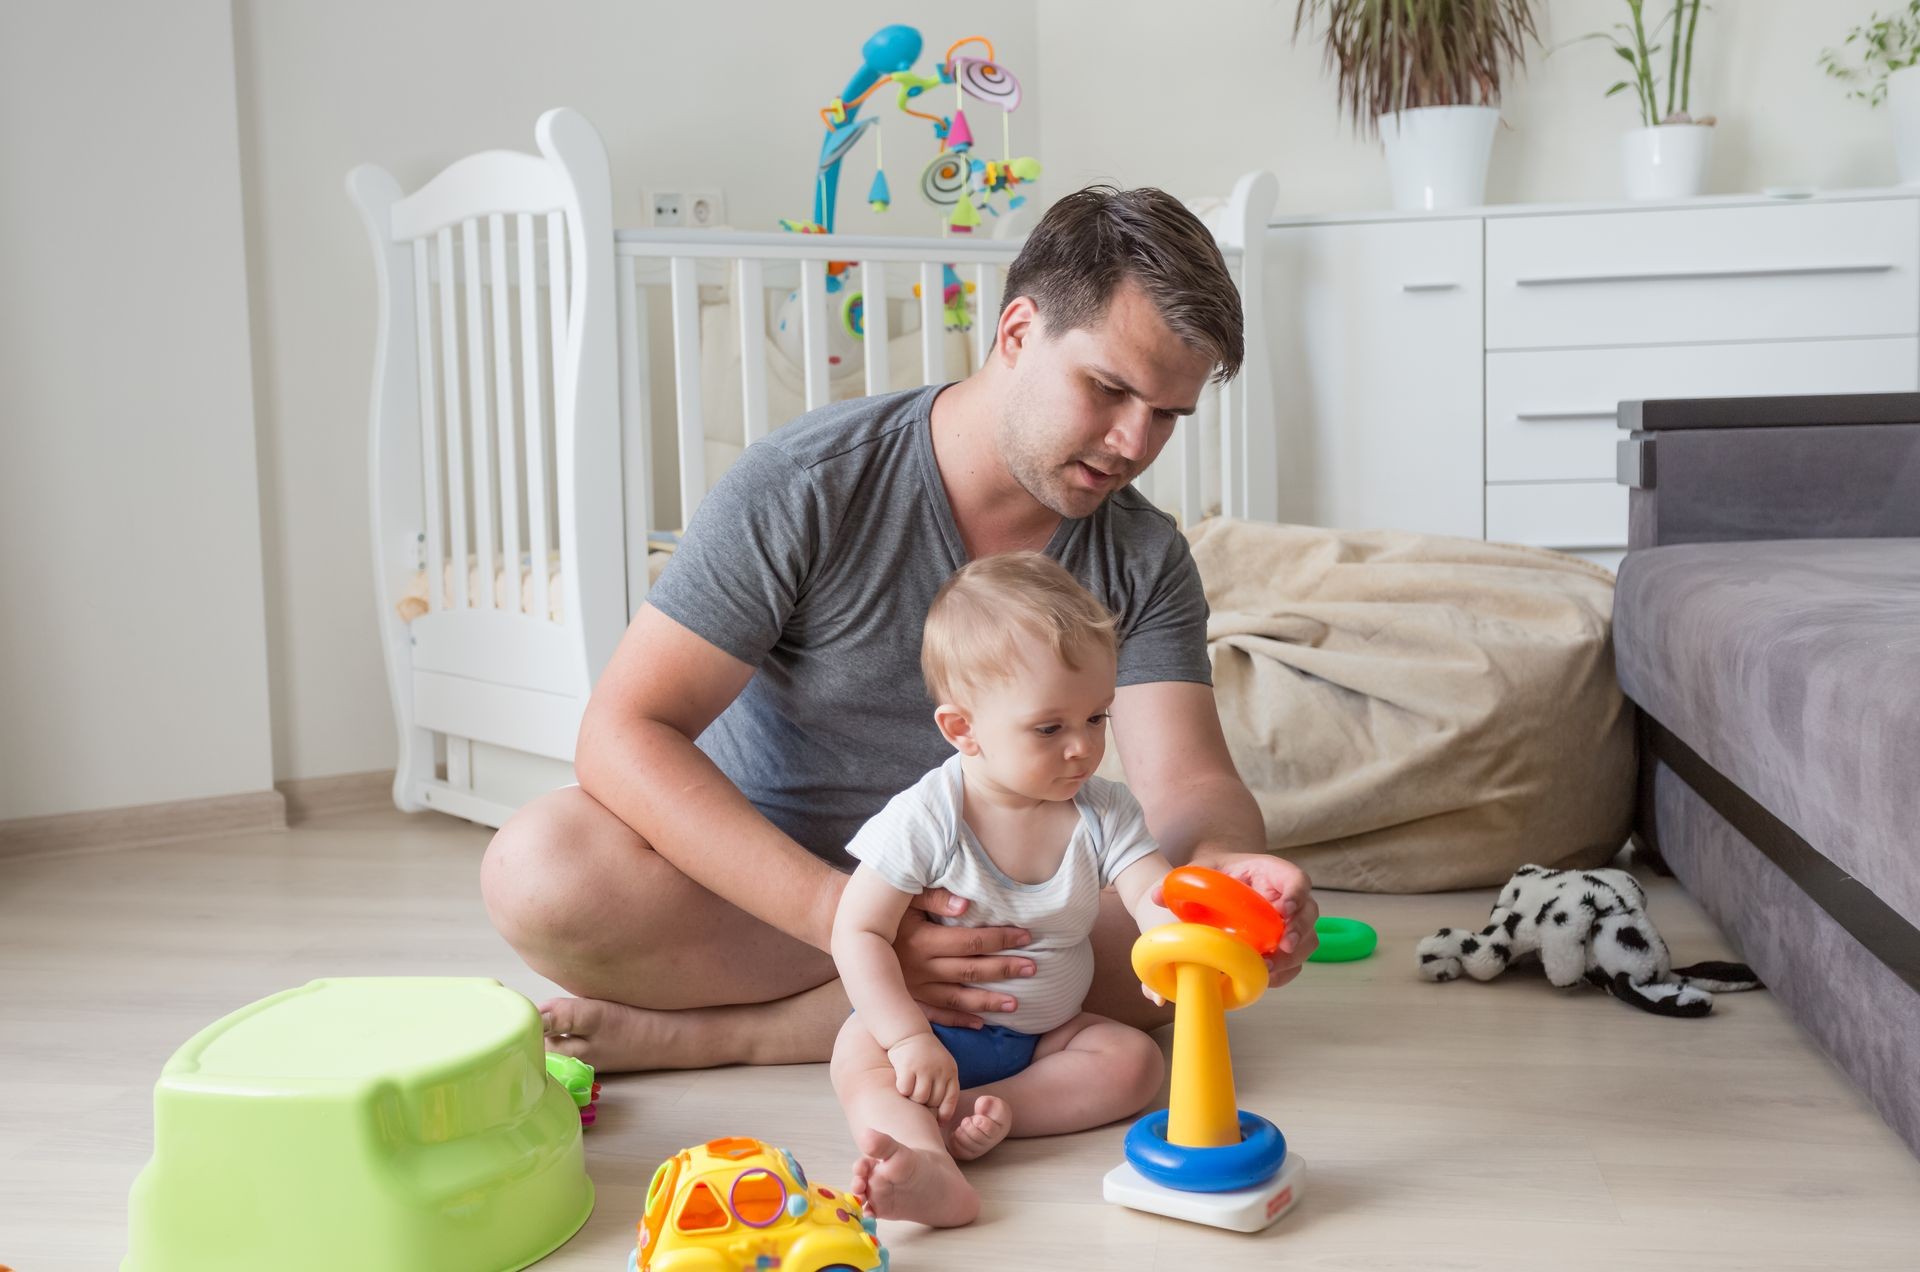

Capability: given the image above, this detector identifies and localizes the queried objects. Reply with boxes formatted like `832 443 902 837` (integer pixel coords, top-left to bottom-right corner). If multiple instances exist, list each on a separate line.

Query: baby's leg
955 1013 1164 1146
829 1016 980 1228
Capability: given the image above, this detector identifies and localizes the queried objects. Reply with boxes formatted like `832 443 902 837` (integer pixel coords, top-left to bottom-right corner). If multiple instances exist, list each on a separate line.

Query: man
481 185 1320 1072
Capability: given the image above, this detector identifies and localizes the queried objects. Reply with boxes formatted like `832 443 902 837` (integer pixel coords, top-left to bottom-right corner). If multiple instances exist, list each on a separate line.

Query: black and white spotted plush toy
1416 864 1762 1017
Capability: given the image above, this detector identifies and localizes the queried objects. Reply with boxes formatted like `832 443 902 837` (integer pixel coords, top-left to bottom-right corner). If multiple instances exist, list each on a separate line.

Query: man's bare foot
848 1129 979 1228
944 1094 1012 1162
540 996 672 1072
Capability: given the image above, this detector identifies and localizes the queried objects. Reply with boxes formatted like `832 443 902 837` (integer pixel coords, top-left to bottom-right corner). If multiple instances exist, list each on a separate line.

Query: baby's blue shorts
930 1021 1040 1088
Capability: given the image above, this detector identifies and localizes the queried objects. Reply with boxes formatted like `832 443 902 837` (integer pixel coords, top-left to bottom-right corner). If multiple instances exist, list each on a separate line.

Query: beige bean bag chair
1110 519 1632 893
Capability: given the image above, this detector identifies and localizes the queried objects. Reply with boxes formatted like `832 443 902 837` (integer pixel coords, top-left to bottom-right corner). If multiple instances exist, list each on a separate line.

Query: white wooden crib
349 108 1279 827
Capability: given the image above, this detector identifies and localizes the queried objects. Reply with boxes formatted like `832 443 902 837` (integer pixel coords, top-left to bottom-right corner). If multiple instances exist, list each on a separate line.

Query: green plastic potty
125 977 593 1272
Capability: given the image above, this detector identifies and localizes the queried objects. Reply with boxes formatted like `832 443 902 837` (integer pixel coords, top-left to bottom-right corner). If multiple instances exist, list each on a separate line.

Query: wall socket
648 189 726 228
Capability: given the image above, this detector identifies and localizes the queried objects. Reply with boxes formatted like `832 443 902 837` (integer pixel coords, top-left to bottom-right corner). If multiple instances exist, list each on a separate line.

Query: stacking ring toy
1132 923 1269 1011
1124 1110 1287 1193
1162 866 1287 956
1307 916 1378 963
1105 867 1307 1231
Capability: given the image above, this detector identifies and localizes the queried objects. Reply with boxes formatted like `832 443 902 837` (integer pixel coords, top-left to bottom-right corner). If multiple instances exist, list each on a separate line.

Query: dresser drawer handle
1515 409 1618 422
1401 281 1461 292
1515 262 1895 287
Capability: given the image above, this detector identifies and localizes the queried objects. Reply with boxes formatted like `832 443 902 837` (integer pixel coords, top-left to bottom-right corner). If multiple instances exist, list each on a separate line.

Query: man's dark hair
1002 185 1244 384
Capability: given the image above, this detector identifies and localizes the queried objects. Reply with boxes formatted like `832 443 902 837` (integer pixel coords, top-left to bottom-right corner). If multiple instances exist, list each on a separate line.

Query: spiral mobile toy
795 25 1039 237
774 25 1042 362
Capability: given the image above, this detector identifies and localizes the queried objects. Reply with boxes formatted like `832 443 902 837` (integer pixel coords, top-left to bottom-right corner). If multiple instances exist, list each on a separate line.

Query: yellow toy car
629 1136 887 1272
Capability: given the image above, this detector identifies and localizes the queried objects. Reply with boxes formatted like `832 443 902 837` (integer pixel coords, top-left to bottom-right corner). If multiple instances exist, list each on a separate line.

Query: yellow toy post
1104 869 1307 1232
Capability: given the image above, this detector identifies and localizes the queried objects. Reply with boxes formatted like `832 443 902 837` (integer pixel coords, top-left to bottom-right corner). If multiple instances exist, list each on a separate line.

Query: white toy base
1102 1151 1306 1233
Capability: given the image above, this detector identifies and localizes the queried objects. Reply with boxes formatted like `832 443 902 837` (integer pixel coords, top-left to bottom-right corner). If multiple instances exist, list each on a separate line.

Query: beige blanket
1107 519 1633 893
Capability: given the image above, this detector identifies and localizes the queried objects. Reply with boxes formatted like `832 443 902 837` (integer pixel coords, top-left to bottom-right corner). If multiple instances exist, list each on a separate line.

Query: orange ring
1131 923 1270 1011
1162 866 1286 956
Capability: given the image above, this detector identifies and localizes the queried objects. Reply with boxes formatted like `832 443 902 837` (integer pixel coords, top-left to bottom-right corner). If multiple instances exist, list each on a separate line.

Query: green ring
1307 916 1377 963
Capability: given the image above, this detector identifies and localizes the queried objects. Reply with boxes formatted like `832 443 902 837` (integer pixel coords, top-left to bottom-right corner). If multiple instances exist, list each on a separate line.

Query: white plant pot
1621 124 1713 201
1378 106 1501 211
1887 65 1920 184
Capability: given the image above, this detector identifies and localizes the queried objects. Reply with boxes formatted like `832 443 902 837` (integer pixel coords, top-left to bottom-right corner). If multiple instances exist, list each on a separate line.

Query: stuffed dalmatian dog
1417 864 1761 1017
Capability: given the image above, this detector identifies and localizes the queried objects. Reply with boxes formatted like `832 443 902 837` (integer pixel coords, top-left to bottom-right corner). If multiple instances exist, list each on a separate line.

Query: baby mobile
773 24 1040 373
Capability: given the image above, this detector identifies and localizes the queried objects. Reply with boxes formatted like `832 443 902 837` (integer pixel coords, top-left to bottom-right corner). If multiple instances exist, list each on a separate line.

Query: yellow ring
1131 922 1269 1011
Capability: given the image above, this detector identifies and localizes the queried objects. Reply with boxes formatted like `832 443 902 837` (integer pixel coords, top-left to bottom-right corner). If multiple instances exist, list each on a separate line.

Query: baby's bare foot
945 1094 1012 1161
850 1129 979 1228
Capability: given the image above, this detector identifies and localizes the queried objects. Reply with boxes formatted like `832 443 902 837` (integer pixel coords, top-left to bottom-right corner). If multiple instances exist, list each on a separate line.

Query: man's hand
893 890 1033 1029
1153 854 1319 989
885 1032 960 1121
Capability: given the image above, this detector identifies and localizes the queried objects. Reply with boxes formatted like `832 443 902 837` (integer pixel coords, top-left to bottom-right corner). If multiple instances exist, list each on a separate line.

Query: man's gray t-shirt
646 383 1211 867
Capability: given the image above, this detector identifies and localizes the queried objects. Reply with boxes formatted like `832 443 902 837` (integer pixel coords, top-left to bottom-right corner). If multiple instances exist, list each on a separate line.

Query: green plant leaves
1819 0 1920 107
1293 0 1543 136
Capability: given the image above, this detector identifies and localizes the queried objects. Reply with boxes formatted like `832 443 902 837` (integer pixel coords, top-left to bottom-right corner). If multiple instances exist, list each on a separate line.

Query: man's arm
1112 680 1320 978
575 604 847 952
1111 680 1265 868
575 604 1036 1014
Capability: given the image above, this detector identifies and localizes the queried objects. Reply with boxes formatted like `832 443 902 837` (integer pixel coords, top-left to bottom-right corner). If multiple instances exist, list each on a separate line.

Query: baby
830 551 1178 1228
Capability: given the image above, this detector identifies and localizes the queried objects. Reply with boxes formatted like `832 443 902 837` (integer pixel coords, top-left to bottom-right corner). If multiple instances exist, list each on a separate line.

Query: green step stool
125 977 594 1271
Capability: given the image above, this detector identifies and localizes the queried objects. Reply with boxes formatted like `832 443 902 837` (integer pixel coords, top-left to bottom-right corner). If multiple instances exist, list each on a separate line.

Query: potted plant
1820 2 1920 184
1581 0 1714 200
1293 0 1542 212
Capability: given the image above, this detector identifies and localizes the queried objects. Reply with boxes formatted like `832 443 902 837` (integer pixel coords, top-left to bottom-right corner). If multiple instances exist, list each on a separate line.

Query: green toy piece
1309 916 1379 963
545 1051 600 1127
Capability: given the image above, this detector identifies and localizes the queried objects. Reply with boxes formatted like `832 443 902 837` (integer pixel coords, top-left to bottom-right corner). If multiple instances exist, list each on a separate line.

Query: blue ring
1123 1110 1287 1193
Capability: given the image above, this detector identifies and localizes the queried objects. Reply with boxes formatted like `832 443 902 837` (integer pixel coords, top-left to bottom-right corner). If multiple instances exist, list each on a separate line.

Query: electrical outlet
649 191 684 227
686 189 726 228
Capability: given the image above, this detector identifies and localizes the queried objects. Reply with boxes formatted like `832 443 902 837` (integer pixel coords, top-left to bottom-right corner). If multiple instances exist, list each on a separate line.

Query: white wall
234 0 1041 783
10 0 1902 813
1038 0 1903 214
0 1 274 820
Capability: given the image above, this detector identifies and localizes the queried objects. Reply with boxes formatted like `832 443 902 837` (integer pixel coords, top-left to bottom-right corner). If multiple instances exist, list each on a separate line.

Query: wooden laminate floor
4 808 1917 1270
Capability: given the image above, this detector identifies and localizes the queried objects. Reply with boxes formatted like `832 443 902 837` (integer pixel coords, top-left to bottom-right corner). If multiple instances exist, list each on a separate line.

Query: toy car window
675 1181 730 1232
730 1168 787 1227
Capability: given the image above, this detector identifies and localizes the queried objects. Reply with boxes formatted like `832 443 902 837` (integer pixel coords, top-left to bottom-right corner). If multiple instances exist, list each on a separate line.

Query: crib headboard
348 109 627 806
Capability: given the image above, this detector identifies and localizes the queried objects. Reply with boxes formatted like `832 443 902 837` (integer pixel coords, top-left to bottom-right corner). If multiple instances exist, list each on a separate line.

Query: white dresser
1264 190 1920 566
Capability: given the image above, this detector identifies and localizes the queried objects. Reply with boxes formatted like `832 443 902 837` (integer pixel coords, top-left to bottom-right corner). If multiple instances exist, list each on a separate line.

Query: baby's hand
886 1033 959 1120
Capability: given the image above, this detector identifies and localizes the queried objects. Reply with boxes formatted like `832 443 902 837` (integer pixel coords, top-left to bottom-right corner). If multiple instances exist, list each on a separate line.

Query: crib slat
1216 375 1238 520
1179 409 1203 529
546 210 568 617
860 260 891 397
799 258 830 411
461 219 495 609
736 258 770 444
971 262 1000 370
617 255 655 608
669 256 707 524
519 212 552 624
919 261 945 385
437 227 470 608
412 239 444 612
488 213 522 614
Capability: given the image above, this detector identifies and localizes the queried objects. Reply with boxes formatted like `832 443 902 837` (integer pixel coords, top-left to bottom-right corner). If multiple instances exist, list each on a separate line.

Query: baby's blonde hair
921 552 1118 705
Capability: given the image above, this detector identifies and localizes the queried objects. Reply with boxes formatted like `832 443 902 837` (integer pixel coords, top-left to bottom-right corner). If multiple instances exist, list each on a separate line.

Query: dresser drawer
1486 337 1919 482
1267 218 1485 537
1486 481 1627 551
1487 200 1920 350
